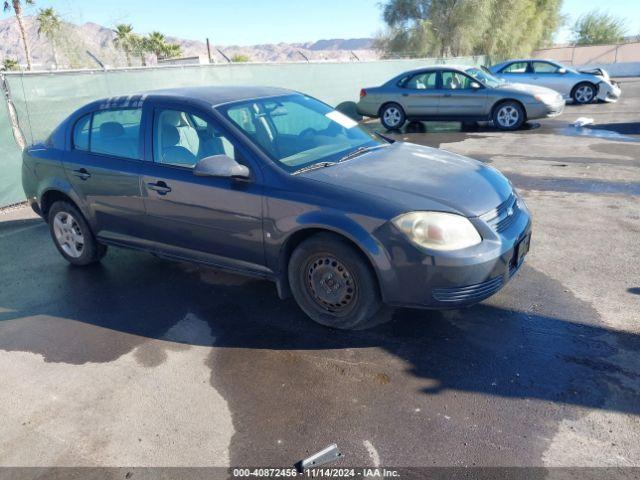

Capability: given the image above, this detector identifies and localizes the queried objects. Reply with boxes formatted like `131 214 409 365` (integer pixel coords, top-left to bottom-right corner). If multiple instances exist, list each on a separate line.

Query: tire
288 233 389 330
492 101 525 131
48 200 106 266
572 82 596 105
379 103 406 131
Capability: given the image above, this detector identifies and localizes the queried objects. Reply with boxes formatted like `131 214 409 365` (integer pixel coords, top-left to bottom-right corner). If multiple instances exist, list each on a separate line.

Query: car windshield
217 94 384 173
465 67 505 88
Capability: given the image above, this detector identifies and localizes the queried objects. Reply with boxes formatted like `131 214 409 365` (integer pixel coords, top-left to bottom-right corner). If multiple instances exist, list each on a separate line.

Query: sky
1 0 639 45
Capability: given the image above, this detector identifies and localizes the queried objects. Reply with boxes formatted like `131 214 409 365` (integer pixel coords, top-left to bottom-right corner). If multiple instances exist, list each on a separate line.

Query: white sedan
489 59 621 104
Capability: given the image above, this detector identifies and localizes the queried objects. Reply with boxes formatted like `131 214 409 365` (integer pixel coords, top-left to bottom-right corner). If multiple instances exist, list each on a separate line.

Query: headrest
161 110 185 127
161 124 180 147
100 122 124 138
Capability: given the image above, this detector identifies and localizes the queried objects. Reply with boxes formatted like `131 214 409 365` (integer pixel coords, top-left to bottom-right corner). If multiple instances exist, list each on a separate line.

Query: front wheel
288 233 389 330
379 103 406 131
572 83 596 104
492 101 525 131
48 201 106 266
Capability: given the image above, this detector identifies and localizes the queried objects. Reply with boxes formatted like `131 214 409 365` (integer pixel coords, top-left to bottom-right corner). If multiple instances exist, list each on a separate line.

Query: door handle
443 93 452 97
147 181 172 195
73 168 91 180
402 93 410 97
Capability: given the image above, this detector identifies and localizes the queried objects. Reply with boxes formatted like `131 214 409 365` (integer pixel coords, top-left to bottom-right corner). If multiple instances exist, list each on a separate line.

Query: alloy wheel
575 85 594 103
383 107 402 128
496 105 520 128
53 211 84 258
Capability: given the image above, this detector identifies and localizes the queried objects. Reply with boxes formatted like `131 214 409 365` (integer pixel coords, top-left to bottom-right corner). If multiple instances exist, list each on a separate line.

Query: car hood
578 67 610 82
497 82 560 97
302 142 512 217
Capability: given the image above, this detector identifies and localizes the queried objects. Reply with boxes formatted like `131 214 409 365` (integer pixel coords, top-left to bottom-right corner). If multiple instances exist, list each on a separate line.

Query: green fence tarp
0 56 485 207
0 97 24 206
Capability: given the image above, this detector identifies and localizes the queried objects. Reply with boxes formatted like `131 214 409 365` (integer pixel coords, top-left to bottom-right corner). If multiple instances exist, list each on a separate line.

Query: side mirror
470 81 482 89
558 67 567 74
194 155 250 180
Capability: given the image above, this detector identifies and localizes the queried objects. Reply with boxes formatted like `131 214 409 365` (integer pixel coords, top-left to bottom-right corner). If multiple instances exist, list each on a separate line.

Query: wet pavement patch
505 173 640 196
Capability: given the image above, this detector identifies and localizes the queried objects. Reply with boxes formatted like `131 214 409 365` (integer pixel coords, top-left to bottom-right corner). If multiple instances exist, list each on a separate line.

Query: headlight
534 93 559 104
392 212 482 251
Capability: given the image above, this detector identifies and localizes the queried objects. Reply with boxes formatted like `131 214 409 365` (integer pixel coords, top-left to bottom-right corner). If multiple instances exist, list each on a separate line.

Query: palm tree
145 31 167 59
36 7 61 69
130 34 147 66
2 58 20 71
113 23 135 67
162 42 182 59
4 0 35 71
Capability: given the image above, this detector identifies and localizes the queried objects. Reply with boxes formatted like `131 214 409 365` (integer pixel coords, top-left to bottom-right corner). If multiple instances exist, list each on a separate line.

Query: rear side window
404 71 437 90
73 114 91 151
73 108 142 159
90 109 142 159
501 62 529 73
532 61 559 73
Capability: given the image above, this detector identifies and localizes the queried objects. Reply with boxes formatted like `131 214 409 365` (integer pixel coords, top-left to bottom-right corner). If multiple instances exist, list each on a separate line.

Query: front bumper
527 100 565 120
375 197 532 309
597 81 621 102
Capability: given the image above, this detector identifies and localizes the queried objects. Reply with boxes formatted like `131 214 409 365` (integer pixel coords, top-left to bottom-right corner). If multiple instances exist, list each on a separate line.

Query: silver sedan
489 59 621 104
357 65 565 131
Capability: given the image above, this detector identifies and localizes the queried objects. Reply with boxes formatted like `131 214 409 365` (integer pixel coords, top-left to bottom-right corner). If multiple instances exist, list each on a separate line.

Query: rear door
137 102 266 272
63 107 147 245
438 70 489 118
398 70 440 118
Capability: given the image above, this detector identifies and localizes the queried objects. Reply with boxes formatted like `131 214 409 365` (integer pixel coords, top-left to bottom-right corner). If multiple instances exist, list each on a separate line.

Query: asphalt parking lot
1 78 639 472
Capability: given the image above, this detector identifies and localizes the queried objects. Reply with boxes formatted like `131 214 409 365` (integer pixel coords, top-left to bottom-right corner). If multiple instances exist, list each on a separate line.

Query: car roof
82 85 296 114
143 85 295 106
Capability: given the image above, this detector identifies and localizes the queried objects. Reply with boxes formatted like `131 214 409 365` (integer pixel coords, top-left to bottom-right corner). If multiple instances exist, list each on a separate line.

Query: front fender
266 209 398 302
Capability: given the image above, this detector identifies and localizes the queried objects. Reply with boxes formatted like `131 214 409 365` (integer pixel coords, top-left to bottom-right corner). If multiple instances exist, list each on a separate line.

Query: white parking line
363 440 380 467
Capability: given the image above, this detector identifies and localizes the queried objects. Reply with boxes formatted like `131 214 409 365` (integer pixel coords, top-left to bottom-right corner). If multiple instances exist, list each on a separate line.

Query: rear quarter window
73 114 91 151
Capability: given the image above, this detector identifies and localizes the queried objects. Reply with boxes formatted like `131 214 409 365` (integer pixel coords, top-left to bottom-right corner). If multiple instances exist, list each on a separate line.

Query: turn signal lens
360 89 367 98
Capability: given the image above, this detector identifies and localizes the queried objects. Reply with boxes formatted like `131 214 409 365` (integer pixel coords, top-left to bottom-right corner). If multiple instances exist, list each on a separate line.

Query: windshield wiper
337 144 387 163
292 161 337 175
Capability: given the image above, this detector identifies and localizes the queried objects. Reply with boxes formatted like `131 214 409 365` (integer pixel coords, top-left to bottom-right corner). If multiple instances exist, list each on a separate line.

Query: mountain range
0 16 379 69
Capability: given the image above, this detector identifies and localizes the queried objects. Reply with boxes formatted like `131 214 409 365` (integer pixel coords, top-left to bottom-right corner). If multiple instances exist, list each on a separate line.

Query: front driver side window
441 71 475 90
153 109 235 169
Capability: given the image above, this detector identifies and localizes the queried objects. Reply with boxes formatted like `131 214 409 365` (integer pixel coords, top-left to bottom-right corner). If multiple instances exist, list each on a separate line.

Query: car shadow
0 219 638 418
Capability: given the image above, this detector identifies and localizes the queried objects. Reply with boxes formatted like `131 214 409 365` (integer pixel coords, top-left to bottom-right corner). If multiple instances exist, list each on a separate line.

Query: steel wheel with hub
380 103 406 130
493 101 525 131
48 200 106 266
288 233 388 330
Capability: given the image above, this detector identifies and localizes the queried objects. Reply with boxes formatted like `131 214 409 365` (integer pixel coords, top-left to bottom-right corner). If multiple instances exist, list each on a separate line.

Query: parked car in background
23 86 531 330
357 65 564 131
489 59 621 104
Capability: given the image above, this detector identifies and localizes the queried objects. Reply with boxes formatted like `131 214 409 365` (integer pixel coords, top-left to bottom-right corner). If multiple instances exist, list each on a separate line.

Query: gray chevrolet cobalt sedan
22 86 531 330
357 65 564 130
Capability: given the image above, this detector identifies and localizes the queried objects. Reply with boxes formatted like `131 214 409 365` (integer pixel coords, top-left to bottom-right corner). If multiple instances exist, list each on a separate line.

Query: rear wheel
492 101 525 131
48 201 106 266
572 82 596 104
288 233 389 330
379 103 406 131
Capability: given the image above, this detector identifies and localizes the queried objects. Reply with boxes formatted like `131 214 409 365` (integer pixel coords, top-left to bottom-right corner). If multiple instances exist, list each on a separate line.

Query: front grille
432 275 504 303
480 194 519 233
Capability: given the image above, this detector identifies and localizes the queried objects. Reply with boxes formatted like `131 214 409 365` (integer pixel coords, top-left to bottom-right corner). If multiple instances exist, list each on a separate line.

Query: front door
63 107 148 245
138 104 266 273
438 70 489 117
530 61 570 96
